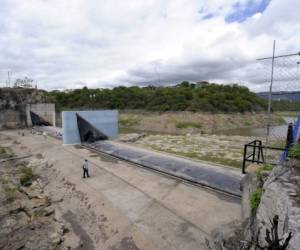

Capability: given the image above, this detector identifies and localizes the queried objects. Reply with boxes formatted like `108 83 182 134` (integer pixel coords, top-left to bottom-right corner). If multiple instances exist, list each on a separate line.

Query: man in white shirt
82 159 90 178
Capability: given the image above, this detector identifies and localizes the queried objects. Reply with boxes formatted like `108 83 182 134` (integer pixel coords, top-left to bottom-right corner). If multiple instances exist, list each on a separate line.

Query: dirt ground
0 130 241 250
119 111 285 135
131 133 282 168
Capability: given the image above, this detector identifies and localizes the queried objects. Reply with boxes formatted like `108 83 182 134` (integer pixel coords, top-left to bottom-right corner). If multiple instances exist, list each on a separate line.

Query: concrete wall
0 109 27 129
62 110 118 145
26 103 56 126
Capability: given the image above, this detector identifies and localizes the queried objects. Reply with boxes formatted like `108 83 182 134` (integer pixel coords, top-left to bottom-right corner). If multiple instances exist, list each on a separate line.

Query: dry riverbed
119 111 285 135
119 133 283 168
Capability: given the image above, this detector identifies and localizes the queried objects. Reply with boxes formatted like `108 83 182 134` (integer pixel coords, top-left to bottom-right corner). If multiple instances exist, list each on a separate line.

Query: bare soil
119 111 285 135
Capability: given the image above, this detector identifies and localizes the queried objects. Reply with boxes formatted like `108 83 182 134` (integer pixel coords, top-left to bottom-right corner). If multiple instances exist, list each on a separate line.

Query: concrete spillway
85 141 243 197
38 126 243 197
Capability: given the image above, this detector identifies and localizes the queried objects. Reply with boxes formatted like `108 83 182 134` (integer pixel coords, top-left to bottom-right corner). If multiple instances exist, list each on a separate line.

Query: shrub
250 188 263 212
0 146 6 154
20 166 33 186
4 185 17 202
176 121 202 129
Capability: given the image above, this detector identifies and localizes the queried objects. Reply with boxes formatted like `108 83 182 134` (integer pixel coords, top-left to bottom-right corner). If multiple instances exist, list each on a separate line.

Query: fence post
242 144 247 174
286 123 294 151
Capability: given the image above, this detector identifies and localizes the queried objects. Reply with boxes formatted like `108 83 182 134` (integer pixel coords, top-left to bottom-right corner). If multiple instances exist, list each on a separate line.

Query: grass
244 120 253 126
119 117 141 126
176 121 202 129
20 166 33 186
0 146 6 154
276 111 299 118
289 144 300 159
256 163 273 180
250 188 263 212
200 155 241 168
0 146 14 158
270 140 286 149
151 147 242 168
4 185 17 202
271 115 286 125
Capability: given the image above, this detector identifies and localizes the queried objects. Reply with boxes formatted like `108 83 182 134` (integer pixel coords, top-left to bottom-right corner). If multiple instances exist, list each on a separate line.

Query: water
214 117 296 138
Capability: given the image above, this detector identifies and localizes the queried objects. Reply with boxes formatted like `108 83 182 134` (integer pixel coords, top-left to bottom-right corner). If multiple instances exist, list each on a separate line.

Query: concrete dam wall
0 88 51 129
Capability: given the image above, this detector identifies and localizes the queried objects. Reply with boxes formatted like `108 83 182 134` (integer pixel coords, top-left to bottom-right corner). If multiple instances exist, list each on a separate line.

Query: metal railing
242 140 285 174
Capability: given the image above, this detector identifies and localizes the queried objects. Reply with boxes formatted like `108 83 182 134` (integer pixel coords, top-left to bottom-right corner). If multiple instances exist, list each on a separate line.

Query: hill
47 82 267 113
257 91 300 111
257 91 300 101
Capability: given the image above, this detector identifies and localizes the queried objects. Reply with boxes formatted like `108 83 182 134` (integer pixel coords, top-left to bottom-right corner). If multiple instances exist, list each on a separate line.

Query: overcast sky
0 0 299 91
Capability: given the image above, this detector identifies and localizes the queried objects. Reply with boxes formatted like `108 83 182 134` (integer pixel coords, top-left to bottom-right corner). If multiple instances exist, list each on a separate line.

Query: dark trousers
83 168 89 178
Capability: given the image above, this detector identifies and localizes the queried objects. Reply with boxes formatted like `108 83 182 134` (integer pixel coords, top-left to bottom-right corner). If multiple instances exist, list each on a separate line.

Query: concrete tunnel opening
30 111 52 126
76 113 108 143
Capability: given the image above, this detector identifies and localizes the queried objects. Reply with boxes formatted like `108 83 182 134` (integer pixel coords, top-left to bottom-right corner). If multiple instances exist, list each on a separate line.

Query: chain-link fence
256 49 300 164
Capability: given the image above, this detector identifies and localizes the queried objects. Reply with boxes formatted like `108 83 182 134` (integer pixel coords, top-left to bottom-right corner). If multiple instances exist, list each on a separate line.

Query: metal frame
242 140 284 174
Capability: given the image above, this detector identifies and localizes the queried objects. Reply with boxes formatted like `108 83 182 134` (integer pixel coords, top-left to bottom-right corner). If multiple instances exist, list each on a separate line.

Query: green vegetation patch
250 188 263 212
0 146 6 154
119 117 141 126
256 163 273 180
47 82 267 113
176 121 202 129
20 166 33 186
4 185 17 202
289 144 300 159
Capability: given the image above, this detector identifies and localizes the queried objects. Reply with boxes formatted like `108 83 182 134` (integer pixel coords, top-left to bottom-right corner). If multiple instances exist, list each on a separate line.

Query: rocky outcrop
0 152 68 249
209 160 300 249
0 88 47 129
254 161 300 249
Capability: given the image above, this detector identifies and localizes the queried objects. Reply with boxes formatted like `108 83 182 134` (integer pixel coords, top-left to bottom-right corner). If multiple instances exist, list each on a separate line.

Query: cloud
0 0 299 91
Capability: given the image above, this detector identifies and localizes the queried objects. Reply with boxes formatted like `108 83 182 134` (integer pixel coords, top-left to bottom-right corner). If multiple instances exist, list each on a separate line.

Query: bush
176 121 202 129
20 166 33 186
250 188 263 212
4 185 17 202
47 83 267 113
0 147 6 154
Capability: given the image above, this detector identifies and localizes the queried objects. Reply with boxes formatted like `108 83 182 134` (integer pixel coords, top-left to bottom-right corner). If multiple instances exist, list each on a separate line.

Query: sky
0 0 299 91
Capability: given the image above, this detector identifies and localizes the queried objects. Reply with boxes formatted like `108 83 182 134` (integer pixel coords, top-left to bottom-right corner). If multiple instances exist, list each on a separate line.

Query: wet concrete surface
86 141 243 197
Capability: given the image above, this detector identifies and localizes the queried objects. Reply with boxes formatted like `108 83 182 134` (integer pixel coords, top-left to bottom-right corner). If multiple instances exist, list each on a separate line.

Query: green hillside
47 82 267 113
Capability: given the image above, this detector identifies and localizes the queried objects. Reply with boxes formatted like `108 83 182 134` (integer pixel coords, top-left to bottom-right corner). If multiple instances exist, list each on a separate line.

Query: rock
240 172 260 220
44 206 55 216
19 186 44 199
254 165 300 249
209 220 248 250
50 232 62 245
213 163 300 250
118 133 146 143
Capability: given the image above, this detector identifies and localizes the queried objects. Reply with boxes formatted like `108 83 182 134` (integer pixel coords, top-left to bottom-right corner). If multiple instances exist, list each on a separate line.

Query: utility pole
7 71 11 88
265 40 276 161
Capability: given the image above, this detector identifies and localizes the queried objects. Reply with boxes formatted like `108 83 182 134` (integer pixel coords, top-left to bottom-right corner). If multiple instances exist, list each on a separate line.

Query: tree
14 77 35 88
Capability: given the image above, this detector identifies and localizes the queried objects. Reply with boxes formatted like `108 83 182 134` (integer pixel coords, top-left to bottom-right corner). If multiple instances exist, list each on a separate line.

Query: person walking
82 159 90 178
43 131 47 140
